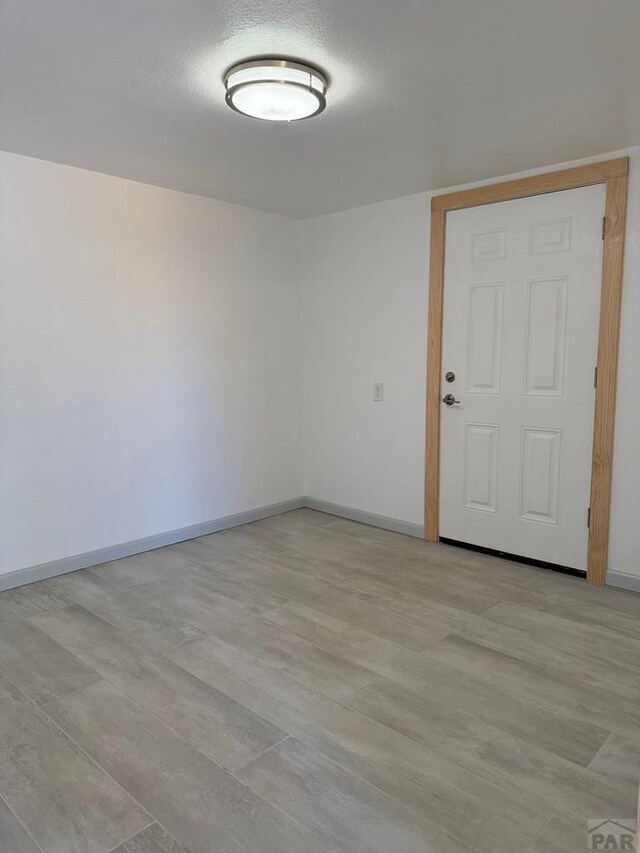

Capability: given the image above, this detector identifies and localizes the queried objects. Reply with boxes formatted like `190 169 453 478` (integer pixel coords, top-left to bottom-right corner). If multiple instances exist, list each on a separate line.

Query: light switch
373 382 384 402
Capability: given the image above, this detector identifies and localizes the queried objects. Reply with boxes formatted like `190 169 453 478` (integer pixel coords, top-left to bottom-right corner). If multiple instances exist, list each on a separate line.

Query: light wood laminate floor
1 509 639 852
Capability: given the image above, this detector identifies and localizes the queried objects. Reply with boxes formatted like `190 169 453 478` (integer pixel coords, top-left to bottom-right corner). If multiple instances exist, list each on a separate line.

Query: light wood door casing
425 158 629 584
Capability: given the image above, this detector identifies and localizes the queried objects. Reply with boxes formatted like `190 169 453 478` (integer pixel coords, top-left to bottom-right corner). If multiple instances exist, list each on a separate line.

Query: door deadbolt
445 371 455 383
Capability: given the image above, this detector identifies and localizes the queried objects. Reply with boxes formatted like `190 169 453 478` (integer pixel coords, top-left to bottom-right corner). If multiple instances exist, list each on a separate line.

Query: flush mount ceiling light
224 59 327 122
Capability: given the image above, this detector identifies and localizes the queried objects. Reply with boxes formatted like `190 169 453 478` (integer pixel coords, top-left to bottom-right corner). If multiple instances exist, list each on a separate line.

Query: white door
439 184 605 571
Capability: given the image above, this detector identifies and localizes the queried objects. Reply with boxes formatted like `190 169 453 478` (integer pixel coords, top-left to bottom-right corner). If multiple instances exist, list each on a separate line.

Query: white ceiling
2 0 639 218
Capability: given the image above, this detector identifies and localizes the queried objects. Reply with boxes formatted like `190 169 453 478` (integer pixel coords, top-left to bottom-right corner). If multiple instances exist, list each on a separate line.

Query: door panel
519 427 561 524
466 284 504 393
464 423 499 513
439 185 605 571
523 278 567 396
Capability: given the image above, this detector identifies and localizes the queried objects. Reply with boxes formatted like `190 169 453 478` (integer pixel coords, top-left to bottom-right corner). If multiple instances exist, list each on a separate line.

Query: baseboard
0 497 305 592
302 496 424 539
0 495 420 592
606 569 640 594
3 494 634 594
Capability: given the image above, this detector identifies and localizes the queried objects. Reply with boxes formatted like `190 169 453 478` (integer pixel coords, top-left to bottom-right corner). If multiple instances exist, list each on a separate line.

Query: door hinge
587 507 591 528
594 366 598 388
602 216 606 240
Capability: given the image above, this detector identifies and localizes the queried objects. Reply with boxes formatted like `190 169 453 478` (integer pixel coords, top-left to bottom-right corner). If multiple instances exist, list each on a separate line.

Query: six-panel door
439 185 606 571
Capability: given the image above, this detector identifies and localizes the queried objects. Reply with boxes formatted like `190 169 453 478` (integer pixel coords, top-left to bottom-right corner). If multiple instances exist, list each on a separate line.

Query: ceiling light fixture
224 59 327 122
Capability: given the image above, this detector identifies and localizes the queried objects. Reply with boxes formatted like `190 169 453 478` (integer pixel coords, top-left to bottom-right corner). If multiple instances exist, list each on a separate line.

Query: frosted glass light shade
225 60 327 121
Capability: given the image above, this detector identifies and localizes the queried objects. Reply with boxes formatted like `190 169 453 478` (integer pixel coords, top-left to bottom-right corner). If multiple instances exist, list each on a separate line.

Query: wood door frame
424 157 629 584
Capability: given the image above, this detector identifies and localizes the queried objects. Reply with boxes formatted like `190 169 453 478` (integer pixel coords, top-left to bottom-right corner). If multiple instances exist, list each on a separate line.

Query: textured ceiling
2 0 640 217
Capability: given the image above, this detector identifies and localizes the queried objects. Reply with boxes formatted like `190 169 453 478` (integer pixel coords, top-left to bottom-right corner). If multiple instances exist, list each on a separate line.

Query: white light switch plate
373 382 384 402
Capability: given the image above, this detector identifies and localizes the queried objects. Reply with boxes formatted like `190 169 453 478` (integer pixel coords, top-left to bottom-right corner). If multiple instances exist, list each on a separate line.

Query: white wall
0 151 302 576
301 193 430 526
301 148 640 580
2 147 638 583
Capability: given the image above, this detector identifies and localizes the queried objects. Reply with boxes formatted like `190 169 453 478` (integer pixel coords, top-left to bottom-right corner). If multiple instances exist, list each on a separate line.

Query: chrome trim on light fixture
224 58 328 121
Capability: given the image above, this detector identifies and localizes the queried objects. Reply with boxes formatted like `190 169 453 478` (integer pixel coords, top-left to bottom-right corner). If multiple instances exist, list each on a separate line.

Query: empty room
1 1 640 851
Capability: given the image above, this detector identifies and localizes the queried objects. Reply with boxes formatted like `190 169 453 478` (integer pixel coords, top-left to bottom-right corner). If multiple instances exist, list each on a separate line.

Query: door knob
442 393 460 406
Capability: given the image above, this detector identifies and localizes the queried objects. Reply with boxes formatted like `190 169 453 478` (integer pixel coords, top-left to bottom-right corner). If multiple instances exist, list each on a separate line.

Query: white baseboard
0 496 423 592
0 497 305 592
4 493 633 595
606 569 640 594
302 496 424 538
307 499 640 594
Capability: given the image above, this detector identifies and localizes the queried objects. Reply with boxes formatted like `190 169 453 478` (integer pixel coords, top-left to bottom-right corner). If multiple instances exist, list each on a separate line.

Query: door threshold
438 537 587 578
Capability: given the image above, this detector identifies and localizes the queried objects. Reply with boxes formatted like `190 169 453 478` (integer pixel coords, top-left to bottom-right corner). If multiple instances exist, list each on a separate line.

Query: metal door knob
442 393 460 406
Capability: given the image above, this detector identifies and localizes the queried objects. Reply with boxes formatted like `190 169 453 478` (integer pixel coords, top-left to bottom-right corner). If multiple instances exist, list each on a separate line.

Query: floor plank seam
230 734 293 776
252 729 503 853
1 607 105 702
39 662 247 775
484 593 640 644
35 676 233 850
524 816 553 852
103 819 156 853
48 576 207 655
0 666 154 851
337 674 384 705
33 690 157 841
0 790 47 853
